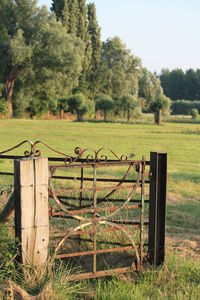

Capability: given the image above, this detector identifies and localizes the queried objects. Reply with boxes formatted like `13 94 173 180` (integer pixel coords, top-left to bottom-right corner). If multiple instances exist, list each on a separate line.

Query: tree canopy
0 0 84 117
160 68 200 101
0 0 167 122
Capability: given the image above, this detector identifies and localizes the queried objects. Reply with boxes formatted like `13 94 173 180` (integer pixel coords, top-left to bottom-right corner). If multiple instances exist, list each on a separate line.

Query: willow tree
98 37 140 106
119 95 138 121
0 0 84 118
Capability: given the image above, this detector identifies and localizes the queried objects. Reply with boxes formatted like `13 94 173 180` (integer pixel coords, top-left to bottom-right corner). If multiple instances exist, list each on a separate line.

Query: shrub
171 100 200 115
95 94 114 122
67 93 89 121
150 95 171 125
119 94 139 122
191 108 199 120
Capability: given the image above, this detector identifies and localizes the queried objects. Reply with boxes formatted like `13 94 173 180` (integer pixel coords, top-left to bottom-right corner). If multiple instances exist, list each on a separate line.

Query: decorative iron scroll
0 141 134 164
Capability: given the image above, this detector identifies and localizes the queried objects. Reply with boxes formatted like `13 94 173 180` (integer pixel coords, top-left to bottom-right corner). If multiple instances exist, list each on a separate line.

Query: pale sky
38 0 200 73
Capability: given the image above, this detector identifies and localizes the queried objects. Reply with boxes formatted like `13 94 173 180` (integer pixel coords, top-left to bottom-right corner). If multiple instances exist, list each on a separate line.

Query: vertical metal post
80 165 83 208
140 157 145 267
93 165 97 274
148 152 167 266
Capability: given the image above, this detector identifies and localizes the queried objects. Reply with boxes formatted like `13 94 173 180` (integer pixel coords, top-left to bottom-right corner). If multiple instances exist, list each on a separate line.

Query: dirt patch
167 193 184 204
166 236 200 262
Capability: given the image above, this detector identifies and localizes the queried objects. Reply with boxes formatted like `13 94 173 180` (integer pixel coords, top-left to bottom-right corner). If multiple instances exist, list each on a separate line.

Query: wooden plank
14 157 49 265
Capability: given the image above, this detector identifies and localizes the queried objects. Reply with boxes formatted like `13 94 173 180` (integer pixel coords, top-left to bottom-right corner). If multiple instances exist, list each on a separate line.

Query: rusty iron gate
0 141 167 280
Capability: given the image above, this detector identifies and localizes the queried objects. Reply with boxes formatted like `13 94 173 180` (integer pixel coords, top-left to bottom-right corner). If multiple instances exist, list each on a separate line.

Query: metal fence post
148 152 167 266
14 157 49 265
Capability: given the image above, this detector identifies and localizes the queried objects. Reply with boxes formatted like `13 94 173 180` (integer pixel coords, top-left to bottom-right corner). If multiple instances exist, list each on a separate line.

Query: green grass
0 118 200 198
1 118 200 299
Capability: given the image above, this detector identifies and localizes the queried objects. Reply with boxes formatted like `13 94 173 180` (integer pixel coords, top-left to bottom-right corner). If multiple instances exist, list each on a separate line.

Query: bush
95 94 114 121
119 95 139 122
67 93 89 121
171 100 200 115
150 95 171 125
150 95 171 115
191 108 199 120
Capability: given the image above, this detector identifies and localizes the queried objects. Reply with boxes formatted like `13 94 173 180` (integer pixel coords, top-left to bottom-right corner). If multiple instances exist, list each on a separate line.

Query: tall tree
185 69 198 100
0 0 84 118
77 0 87 41
87 3 102 97
52 0 92 95
139 68 163 111
160 68 186 100
68 0 79 36
99 37 140 103
51 0 65 21
76 0 92 94
0 0 38 117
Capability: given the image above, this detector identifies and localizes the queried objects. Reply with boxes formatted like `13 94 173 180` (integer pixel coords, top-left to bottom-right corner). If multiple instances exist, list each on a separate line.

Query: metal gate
0 141 167 280
49 147 150 280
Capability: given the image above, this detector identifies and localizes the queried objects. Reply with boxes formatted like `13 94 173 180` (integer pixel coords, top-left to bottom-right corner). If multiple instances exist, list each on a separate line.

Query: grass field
0 118 200 299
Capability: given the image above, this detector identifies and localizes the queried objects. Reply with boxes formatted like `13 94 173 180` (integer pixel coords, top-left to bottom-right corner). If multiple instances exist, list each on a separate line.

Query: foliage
139 68 163 111
0 0 173 120
95 94 114 121
0 98 8 116
150 94 171 124
160 68 200 101
171 100 200 115
98 37 141 101
87 3 102 98
0 0 84 118
191 108 199 120
151 94 171 115
67 93 90 121
51 0 101 98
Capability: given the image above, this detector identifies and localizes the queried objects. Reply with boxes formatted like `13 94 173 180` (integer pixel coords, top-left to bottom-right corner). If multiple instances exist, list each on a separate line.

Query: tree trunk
60 107 64 119
104 110 107 122
94 108 97 120
77 111 83 122
127 107 130 122
5 77 15 118
154 109 162 125
47 108 51 119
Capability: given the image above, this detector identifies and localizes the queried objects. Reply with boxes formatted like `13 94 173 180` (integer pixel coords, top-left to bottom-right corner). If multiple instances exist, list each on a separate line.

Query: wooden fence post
148 152 167 266
14 157 49 265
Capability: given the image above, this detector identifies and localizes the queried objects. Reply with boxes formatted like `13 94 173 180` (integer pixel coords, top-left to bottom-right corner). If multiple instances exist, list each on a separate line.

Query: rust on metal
0 141 153 280
47 147 149 278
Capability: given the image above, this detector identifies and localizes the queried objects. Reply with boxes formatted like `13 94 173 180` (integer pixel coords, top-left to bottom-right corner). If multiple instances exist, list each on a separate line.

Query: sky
38 0 200 73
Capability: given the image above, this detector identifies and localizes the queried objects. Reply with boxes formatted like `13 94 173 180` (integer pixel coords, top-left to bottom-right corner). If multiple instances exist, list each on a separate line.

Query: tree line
0 0 170 123
160 68 200 101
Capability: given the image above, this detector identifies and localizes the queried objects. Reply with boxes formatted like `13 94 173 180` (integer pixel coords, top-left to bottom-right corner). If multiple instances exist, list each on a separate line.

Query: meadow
0 117 200 299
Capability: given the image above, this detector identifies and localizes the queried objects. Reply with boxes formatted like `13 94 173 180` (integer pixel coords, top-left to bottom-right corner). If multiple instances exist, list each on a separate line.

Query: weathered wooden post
148 152 167 266
14 157 49 265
